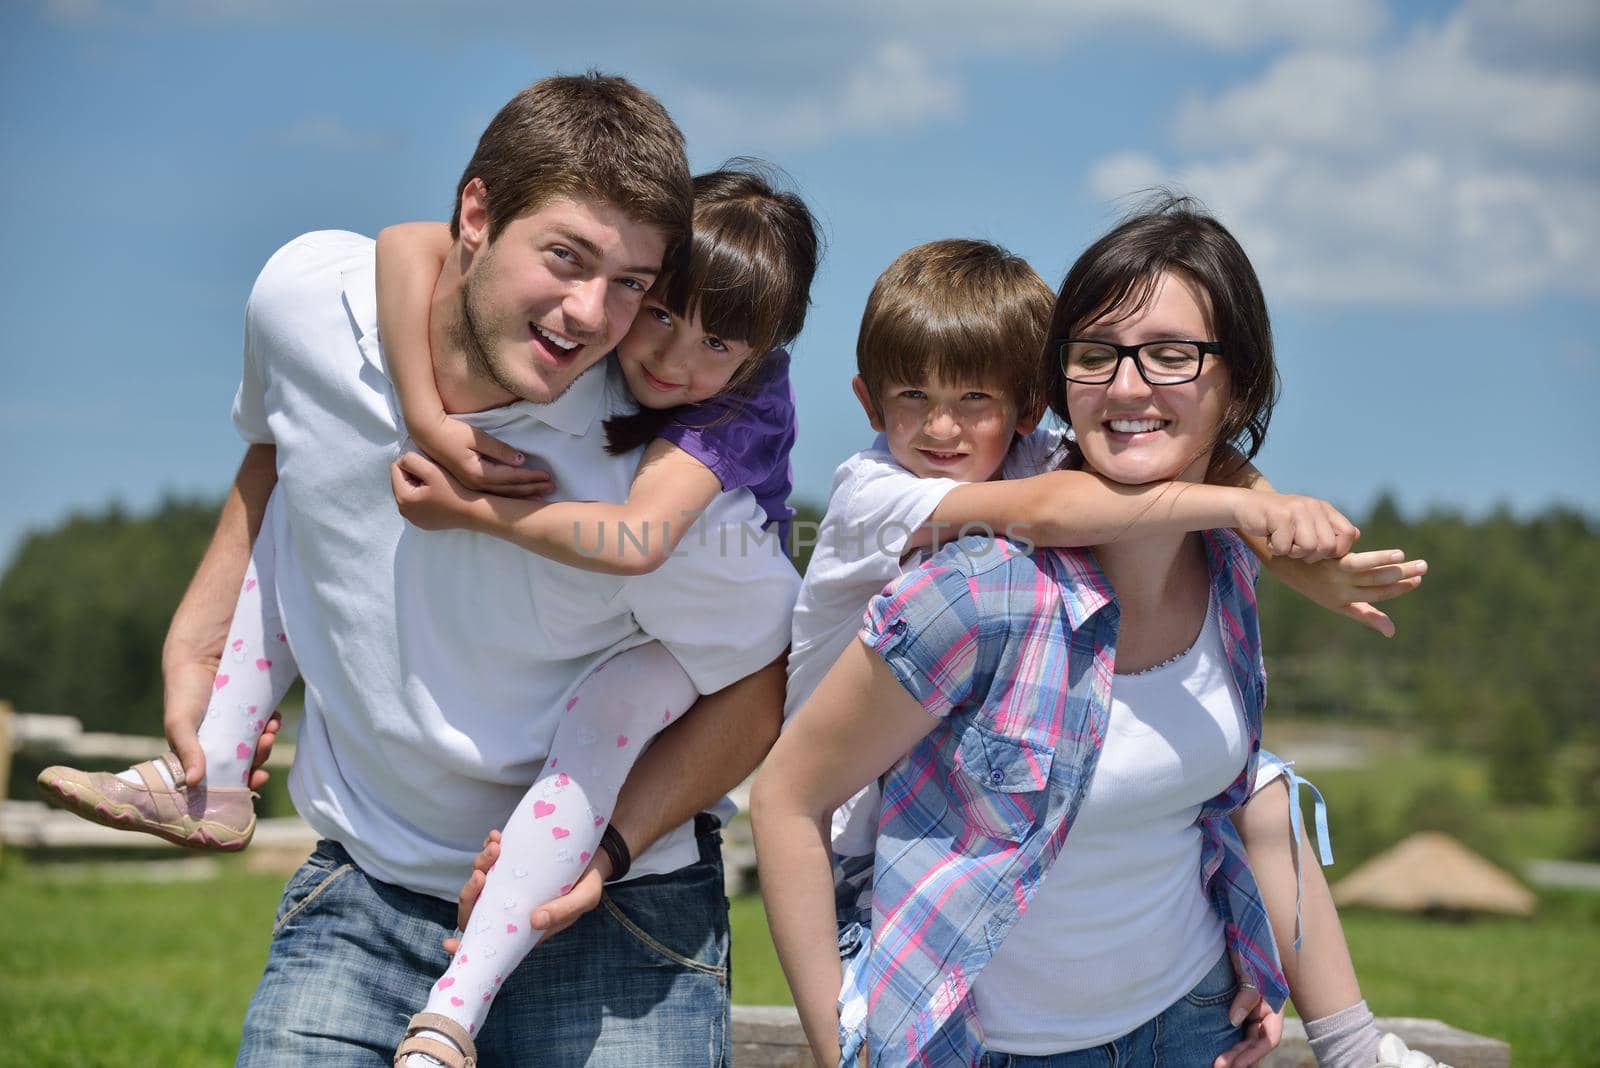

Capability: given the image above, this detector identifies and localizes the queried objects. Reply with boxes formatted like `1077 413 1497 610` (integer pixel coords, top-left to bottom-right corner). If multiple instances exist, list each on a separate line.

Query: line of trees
1254 495 1598 802
3 492 1595 813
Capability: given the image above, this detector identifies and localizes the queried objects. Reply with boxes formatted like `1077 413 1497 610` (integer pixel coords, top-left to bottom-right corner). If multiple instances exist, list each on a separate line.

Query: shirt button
989 769 1005 785
1252 739 1261 751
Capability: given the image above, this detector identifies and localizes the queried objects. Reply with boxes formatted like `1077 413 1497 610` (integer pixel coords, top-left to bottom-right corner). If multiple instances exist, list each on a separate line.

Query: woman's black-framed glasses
1058 338 1222 385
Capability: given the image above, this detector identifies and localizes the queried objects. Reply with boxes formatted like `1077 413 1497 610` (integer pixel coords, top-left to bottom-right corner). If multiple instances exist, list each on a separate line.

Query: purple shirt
658 348 796 550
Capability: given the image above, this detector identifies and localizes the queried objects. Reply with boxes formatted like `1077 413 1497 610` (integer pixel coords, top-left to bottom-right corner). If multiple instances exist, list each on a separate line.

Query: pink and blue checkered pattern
842 530 1288 1068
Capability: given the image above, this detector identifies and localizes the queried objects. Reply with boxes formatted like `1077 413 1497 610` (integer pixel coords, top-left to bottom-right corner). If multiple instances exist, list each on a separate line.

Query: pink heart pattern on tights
533 800 556 819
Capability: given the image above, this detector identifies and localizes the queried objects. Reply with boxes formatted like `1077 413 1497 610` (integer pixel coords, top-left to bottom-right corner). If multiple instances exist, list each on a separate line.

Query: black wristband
599 824 632 883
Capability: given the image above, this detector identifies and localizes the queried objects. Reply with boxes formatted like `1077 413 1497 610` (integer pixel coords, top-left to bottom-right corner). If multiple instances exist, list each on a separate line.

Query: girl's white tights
121 528 299 790
414 640 697 1045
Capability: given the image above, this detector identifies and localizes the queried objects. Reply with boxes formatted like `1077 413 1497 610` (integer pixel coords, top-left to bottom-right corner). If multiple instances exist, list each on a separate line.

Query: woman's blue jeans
978 952 1243 1067
237 816 731 1067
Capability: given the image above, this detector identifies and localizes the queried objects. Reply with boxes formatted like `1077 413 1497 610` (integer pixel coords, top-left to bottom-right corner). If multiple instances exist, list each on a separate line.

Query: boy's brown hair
449 71 692 253
856 239 1053 422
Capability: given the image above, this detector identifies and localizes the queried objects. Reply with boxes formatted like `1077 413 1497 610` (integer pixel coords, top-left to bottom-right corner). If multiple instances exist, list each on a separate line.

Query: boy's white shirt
232 231 799 899
784 425 1068 853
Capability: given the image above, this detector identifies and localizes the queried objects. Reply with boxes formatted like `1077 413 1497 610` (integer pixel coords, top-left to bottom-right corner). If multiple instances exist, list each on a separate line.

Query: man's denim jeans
976 952 1243 1068
237 816 731 1066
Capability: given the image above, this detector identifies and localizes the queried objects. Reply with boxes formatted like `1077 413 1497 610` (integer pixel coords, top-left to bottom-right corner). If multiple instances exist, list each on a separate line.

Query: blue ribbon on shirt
1284 762 1334 951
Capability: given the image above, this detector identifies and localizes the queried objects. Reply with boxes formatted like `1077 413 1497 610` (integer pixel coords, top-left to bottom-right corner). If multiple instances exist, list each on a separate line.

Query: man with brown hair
159 72 795 1065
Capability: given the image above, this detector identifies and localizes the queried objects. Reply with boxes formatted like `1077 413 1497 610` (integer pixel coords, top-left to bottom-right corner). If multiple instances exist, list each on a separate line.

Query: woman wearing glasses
754 199 1423 1068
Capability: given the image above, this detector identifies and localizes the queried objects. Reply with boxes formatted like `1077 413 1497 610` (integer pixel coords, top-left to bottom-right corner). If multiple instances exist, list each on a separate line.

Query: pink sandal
36 752 256 851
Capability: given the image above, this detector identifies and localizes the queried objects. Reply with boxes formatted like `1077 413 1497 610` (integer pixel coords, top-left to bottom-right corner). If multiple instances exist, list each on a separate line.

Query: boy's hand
413 411 554 499
1270 548 1428 637
1234 492 1359 562
391 451 501 532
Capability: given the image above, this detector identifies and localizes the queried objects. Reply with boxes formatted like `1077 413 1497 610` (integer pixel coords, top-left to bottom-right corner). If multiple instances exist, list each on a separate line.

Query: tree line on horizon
2 493 1595 820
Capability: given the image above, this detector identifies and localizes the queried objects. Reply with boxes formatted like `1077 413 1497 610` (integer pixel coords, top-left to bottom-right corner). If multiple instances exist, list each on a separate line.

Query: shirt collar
1056 528 1254 631
340 260 605 438
1059 553 1116 630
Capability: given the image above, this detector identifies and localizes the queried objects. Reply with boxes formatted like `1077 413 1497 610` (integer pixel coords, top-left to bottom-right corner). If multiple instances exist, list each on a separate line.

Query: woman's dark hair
1046 192 1277 481
604 161 822 454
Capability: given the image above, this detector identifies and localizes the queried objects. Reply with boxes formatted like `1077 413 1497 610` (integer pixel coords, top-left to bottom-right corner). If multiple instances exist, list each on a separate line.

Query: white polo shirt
232 231 799 900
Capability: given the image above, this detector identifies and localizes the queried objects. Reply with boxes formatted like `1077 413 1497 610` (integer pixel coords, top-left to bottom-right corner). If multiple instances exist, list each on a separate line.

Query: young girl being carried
38 163 821 1068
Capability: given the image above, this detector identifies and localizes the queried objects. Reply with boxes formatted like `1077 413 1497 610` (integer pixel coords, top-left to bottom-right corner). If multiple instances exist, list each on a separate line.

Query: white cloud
1175 18 1600 160
35 0 1599 306
678 41 961 151
1094 0 1600 305
1094 150 1600 303
924 0 1387 52
48 0 1390 50
42 0 1388 148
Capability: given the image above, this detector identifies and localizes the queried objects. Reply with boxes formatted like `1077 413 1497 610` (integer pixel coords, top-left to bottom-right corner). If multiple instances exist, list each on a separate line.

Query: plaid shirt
842 530 1288 1067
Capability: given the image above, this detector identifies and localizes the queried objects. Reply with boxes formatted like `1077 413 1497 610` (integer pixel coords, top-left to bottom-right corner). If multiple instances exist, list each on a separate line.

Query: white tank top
972 599 1248 1053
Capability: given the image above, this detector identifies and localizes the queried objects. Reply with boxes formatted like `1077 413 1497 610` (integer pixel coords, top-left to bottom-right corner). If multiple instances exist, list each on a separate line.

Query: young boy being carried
782 239 1436 1068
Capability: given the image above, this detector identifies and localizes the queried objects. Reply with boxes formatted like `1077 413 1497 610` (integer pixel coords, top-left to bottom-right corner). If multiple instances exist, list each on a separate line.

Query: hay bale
1332 831 1535 916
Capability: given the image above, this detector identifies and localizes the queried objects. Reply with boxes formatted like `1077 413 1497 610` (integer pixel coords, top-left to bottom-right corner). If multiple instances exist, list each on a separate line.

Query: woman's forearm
751 780 849 1066
752 642 944 1066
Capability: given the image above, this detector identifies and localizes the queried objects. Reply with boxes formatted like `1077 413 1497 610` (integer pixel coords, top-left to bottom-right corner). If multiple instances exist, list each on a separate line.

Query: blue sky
2 0 1597 570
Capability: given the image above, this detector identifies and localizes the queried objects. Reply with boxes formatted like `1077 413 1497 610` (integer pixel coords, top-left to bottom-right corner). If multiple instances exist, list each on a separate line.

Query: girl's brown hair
1046 193 1278 481
604 161 822 454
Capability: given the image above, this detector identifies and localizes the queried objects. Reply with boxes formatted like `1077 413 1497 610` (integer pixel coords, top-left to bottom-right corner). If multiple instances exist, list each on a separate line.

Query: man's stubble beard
454 244 579 407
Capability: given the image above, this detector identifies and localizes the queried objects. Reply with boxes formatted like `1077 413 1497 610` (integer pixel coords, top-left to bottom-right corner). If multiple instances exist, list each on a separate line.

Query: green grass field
3 858 1597 1065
